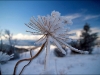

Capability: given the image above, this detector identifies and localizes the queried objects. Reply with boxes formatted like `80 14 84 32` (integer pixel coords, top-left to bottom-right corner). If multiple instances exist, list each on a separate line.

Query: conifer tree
80 23 98 54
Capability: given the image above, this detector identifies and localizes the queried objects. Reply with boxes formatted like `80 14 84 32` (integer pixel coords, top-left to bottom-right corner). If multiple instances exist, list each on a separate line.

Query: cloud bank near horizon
1 27 99 41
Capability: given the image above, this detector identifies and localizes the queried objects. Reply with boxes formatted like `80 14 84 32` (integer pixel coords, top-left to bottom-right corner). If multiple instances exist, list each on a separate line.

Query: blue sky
0 1 100 40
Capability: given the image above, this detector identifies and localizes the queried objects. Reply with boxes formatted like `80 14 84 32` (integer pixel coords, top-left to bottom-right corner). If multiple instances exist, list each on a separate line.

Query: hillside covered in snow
1 46 100 75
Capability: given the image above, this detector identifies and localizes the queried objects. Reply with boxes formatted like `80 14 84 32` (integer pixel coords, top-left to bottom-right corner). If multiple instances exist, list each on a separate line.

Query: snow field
1 46 100 74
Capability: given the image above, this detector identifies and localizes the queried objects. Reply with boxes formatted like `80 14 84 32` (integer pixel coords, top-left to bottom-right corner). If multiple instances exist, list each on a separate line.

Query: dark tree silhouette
80 23 98 54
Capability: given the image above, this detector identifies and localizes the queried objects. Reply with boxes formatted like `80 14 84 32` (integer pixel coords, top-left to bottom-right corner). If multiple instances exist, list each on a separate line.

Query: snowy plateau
1 45 100 75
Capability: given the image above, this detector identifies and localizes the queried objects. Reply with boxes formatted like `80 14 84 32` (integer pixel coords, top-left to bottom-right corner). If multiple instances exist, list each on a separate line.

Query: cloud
1 27 100 41
13 33 43 40
1 33 43 40
68 29 82 39
66 13 81 20
91 28 100 33
69 27 100 39
84 15 100 20
91 28 100 40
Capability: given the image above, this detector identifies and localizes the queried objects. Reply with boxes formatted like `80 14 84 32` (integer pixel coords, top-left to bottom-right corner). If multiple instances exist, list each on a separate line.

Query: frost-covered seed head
26 11 86 54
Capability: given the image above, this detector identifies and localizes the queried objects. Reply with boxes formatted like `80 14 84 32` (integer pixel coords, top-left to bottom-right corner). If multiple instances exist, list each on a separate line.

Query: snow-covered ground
15 45 35 49
1 46 100 75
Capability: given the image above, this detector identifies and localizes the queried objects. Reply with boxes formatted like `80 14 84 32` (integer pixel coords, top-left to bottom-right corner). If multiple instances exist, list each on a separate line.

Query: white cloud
1 33 43 40
91 28 100 40
84 15 100 20
66 13 81 20
68 29 82 39
91 28 100 33
69 27 100 40
13 33 44 40
1 27 99 40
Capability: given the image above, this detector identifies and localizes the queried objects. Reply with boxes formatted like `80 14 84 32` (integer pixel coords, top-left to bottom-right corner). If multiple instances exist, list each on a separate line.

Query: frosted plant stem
44 36 50 71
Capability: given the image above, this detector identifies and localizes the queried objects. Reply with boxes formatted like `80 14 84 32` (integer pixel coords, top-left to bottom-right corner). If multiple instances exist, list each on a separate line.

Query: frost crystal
0 52 13 63
26 11 87 54
26 11 73 54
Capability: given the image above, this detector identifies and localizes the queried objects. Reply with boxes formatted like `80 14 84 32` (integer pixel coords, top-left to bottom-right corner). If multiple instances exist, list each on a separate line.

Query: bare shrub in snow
4 30 20 60
0 51 13 64
0 51 13 75
54 47 67 57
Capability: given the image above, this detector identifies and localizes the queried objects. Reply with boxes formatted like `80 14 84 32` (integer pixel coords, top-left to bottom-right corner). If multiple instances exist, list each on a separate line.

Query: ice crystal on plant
0 52 13 63
26 11 88 54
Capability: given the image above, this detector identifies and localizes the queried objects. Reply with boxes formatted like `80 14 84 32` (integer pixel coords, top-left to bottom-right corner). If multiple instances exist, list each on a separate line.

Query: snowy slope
1 46 100 75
